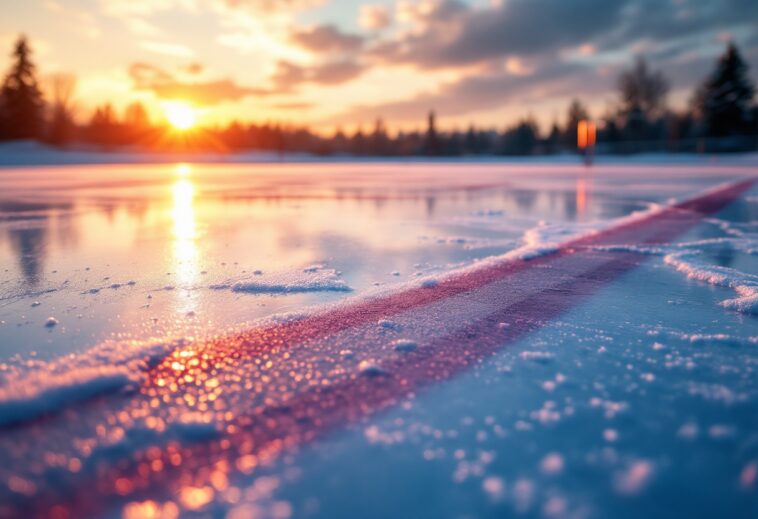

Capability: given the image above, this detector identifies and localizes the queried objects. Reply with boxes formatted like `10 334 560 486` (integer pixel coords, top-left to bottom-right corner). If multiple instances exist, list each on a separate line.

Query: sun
164 102 196 131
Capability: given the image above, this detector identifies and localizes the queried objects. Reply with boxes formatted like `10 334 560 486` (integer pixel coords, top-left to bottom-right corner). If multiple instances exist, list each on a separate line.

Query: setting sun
164 102 196 131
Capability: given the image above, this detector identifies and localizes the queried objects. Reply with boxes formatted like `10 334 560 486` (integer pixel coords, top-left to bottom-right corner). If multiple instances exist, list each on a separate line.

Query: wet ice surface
0 160 756 518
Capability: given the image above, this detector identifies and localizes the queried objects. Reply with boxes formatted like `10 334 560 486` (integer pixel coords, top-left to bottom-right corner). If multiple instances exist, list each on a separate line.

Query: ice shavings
210 264 352 294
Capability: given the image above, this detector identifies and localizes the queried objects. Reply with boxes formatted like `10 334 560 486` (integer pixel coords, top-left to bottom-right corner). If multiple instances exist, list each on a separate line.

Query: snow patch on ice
0 338 186 427
210 265 352 294
594 231 758 315
0 369 134 427
663 250 758 314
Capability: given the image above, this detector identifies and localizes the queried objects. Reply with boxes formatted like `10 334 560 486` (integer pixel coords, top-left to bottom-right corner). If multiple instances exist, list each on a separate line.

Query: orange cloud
290 24 364 53
129 63 271 105
359 5 392 31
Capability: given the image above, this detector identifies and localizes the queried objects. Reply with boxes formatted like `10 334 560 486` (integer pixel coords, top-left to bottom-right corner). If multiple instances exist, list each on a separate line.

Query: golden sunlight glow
165 102 197 131
171 175 200 314
172 179 196 240
175 163 191 177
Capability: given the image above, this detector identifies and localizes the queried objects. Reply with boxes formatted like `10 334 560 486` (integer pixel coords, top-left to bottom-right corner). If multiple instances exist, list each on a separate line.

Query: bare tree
618 56 669 119
46 72 77 145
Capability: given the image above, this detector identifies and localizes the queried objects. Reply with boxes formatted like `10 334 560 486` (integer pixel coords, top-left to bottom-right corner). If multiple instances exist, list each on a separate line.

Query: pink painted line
0 178 753 519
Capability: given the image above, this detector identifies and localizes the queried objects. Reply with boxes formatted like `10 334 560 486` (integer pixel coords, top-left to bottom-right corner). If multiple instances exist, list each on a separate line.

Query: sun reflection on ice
576 174 592 220
175 163 191 177
171 166 200 315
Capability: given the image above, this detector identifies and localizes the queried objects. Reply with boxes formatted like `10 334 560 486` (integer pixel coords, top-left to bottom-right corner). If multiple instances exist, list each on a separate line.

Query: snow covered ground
0 159 756 518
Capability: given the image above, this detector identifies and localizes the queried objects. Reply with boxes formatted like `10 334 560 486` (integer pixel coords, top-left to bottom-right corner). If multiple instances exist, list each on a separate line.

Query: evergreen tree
0 36 45 141
87 103 117 147
371 117 390 155
464 125 479 155
425 110 439 156
697 43 755 137
500 118 539 156
546 123 561 154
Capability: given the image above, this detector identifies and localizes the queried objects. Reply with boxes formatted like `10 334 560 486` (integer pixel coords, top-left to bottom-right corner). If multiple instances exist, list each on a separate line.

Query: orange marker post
577 119 596 167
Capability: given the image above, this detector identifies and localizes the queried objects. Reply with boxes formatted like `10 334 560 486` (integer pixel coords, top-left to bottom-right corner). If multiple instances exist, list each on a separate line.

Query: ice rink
0 159 756 518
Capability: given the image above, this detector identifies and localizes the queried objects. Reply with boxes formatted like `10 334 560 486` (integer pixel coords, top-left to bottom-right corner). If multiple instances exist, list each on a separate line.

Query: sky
1 0 757 133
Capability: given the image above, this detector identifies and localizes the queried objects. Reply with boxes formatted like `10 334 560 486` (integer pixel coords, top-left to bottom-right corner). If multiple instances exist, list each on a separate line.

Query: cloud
272 59 366 90
183 62 204 74
371 0 758 71
273 101 315 110
109 0 758 126
290 24 364 53
348 0 758 127
359 5 392 31
45 0 101 39
329 60 595 124
311 60 366 84
271 61 308 91
140 41 195 58
373 0 629 69
221 0 326 12
395 0 468 27
129 63 271 104
598 0 758 51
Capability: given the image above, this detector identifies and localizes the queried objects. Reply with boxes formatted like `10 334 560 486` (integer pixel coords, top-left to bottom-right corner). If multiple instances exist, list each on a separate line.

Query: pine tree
698 43 755 137
425 110 439 156
0 36 44 141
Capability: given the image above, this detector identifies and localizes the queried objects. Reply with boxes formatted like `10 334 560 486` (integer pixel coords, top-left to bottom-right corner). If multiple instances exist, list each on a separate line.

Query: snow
0 368 133 427
593 231 758 315
210 265 352 294
0 338 184 426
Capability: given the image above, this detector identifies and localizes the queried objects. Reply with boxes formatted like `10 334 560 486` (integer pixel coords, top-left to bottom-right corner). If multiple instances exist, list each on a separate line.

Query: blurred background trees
0 35 755 156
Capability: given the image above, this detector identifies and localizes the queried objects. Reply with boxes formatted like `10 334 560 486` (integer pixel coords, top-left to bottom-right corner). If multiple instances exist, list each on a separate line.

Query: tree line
0 35 756 156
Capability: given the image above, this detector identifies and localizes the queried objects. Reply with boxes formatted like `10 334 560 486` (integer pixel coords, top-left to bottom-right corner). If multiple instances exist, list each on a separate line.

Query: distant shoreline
1 140 757 168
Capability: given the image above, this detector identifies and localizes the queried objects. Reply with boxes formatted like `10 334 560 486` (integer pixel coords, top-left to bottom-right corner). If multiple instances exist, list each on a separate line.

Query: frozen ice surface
0 158 756 518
